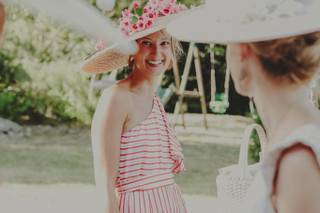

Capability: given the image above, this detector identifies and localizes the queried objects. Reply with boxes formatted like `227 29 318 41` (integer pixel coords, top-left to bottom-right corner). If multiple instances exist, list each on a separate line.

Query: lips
146 59 164 67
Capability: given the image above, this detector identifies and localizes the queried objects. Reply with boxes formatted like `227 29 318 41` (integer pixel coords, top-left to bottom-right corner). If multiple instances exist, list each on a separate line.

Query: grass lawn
177 142 239 195
0 126 239 196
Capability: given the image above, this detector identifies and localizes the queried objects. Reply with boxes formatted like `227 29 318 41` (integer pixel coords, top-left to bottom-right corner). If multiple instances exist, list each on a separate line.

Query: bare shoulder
98 84 130 109
275 143 320 212
277 143 319 175
93 84 132 124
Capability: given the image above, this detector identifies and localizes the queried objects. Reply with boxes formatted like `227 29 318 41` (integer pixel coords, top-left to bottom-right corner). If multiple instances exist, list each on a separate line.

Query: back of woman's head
249 32 320 84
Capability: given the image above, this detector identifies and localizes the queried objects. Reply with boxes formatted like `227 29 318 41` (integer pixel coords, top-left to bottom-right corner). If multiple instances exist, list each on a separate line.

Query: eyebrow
140 36 171 41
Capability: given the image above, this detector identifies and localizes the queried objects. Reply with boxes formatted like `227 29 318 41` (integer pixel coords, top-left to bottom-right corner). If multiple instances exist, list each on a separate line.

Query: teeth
147 60 162 65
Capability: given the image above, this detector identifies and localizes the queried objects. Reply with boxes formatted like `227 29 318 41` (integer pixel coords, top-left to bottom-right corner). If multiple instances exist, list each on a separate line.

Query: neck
126 68 161 98
253 81 317 145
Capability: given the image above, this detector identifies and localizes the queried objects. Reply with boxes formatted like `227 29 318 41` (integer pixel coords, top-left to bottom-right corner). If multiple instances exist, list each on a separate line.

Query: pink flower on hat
131 1 140 9
119 0 187 36
143 6 150 14
148 12 156 20
149 0 159 7
161 5 172 15
146 19 154 28
122 9 132 18
131 23 139 31
137 20 146 30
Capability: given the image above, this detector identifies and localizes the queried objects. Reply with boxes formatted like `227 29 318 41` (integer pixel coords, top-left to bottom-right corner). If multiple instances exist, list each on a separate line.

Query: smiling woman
130 30 180 76
81 1 188 213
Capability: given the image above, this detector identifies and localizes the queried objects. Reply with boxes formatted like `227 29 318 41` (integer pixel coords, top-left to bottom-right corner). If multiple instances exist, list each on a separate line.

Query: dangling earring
128 56 135 70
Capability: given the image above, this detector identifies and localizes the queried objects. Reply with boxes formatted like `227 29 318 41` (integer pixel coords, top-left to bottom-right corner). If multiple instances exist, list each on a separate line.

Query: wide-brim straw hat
82 13 181 73
167 0 320 44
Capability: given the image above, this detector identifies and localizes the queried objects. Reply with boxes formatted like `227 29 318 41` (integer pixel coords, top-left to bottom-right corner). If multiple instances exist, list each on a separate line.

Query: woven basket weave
216 123 267 213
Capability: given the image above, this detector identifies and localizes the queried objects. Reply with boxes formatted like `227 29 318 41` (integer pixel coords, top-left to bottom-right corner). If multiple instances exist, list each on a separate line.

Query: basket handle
238 124 267 177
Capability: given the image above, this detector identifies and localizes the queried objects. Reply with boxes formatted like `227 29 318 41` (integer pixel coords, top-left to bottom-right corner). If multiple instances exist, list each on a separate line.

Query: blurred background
1 1 318 212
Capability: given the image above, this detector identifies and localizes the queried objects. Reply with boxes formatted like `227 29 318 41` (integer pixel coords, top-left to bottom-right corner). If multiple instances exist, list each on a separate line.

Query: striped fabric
116 95 187 213
118 183 187 213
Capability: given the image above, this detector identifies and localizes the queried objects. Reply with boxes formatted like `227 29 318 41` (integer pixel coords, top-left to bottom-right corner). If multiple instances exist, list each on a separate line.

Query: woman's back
243 124 320 213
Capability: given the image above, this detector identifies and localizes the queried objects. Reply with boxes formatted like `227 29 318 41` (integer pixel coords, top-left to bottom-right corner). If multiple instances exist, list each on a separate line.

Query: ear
239 43 253 61
128 55 135 69
237 44 254 96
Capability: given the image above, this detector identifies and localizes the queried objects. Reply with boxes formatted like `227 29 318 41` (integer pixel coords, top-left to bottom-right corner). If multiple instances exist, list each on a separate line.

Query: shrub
0 6 95 125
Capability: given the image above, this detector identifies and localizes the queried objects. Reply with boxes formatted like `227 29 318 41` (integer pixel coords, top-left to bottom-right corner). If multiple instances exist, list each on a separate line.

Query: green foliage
0 6 96 125
4 7 92 63
0 50 77 123
249 108 263 163
0 88 72 123
0 51 30 88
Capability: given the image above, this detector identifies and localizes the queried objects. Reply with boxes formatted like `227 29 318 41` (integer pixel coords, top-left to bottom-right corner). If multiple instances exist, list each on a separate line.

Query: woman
82 1 188 212
229 31 320 213
168 0 320 212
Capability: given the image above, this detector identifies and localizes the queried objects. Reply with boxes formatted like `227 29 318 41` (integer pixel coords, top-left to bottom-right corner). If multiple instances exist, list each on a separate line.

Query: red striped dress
116 95 187 213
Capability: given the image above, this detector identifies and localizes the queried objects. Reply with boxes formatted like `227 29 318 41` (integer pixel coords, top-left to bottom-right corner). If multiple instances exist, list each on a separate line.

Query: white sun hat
167 0 320 44
82 0 188 74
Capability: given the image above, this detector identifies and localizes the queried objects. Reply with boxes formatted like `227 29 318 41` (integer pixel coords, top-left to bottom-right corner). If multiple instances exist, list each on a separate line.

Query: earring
128 56 135 69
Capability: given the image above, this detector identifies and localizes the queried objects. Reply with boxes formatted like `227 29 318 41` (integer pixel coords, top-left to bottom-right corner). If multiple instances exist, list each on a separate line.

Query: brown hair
249 32 320 84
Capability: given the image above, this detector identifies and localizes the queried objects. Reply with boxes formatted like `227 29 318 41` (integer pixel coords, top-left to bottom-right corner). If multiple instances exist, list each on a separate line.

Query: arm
274 144 320 213
91 87 129 213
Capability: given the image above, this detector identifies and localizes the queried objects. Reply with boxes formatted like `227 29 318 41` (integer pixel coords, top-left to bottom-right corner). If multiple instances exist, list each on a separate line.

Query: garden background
0 0 303 212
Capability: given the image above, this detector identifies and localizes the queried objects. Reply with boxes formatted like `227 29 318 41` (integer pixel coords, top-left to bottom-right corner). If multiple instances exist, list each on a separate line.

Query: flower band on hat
119 0 187 36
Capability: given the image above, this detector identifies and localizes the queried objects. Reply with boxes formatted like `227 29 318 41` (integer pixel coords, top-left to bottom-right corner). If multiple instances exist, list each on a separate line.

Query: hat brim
167 4 320 44
81 44 129 74
82 14 180 74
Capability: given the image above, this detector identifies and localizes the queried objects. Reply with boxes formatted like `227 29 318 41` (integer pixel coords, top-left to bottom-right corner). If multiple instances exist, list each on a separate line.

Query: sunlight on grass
0 128 239 196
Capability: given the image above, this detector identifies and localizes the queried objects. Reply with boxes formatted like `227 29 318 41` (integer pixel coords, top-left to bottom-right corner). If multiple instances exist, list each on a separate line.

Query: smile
146 60 163 66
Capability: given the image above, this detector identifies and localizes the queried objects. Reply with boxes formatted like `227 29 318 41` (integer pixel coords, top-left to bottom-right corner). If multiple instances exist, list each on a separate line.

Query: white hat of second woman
167 0 320 43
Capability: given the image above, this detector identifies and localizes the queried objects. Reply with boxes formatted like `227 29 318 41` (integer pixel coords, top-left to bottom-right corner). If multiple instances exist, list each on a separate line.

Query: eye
141 40 152 47
161 40 171 47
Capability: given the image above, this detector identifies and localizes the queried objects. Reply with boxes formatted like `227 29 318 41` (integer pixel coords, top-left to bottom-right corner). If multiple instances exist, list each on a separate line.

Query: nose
150 43 161 57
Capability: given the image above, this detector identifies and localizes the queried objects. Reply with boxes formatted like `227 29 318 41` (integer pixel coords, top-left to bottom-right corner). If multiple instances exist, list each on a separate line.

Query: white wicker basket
216 124 267 213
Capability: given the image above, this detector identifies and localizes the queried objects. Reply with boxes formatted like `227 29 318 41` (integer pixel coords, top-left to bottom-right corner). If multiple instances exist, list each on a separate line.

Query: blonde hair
249 32 320 84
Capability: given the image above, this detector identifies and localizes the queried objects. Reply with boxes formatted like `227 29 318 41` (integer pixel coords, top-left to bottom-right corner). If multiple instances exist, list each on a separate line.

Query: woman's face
133 31 173 76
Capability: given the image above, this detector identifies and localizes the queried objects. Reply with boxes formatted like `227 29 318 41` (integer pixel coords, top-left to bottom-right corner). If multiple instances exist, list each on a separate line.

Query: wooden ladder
172 42 208 129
